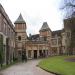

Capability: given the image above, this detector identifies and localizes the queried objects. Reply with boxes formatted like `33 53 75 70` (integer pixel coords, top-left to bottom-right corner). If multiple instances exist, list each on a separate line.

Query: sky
0 0 64 35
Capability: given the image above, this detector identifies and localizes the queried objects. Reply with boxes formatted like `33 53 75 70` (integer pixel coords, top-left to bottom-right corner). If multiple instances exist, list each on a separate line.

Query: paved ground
0 59 54 75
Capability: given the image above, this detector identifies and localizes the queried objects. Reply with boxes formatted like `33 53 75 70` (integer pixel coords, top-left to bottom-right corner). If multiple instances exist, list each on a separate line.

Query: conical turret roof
14 13 25 24
40 22 50 31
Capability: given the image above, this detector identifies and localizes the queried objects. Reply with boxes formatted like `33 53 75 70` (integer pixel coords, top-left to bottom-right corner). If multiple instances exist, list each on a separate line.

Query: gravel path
0 59 54 75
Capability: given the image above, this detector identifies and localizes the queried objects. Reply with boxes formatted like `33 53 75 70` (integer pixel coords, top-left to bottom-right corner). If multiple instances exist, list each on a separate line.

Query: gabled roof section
14 13 26 24
39 22 51 32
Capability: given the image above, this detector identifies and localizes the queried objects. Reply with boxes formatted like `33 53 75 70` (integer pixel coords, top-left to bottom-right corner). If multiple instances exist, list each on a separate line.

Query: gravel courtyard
0 59 54 75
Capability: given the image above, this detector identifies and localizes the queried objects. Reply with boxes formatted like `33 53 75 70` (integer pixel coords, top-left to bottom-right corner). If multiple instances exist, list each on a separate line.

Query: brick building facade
0 4 15 65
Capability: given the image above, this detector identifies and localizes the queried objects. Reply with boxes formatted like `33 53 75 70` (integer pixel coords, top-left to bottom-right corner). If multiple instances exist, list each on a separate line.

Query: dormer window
18 36 21 41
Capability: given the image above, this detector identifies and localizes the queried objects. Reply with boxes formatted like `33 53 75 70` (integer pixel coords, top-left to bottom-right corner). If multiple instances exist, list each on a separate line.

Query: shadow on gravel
0 73 3 75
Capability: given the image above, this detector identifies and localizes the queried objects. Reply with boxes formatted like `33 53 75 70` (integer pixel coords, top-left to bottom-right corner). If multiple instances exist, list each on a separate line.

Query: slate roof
39 22 50 32
52 30 62 37
14 13 26 24
28 34 40 41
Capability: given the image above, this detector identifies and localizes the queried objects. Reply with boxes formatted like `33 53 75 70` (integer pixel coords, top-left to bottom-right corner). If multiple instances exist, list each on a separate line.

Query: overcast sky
0 0 64 35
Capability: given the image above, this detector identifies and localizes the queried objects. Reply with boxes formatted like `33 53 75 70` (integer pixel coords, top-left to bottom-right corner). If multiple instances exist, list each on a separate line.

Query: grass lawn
38 56 75 75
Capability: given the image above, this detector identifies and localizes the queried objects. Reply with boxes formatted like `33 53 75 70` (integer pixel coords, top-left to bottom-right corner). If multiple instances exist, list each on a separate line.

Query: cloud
0 0 64 35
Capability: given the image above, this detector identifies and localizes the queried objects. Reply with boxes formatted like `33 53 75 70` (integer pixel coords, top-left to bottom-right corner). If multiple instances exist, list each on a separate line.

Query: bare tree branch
66 2 75 7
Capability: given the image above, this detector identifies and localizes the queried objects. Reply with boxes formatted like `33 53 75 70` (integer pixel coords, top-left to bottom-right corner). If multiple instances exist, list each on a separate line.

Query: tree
61 0 75 18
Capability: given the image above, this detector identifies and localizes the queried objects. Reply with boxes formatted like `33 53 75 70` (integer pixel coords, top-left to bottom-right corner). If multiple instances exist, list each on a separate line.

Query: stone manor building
0 4 75 64
14 14 51 59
